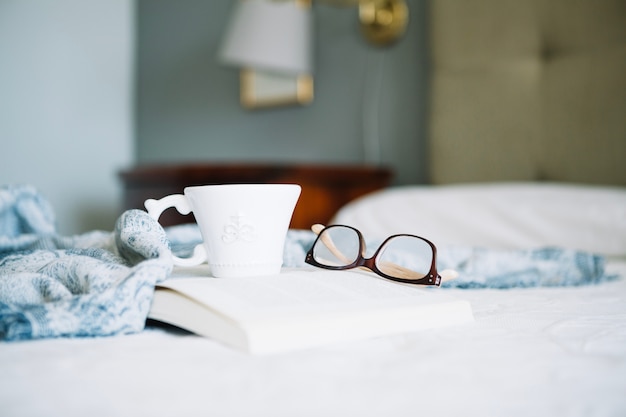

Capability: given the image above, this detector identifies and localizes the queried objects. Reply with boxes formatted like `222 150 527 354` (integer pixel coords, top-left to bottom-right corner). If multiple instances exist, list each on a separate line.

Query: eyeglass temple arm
311 224 458 282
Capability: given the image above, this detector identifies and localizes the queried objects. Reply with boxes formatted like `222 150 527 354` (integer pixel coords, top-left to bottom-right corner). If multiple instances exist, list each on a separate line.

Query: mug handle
144 195 207 267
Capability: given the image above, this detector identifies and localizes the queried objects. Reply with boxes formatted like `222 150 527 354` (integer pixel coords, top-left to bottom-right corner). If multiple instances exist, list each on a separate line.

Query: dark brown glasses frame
305 224 442 286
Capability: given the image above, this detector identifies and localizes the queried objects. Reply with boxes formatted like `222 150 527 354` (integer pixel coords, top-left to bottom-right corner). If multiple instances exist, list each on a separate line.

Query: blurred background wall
0 0 134 234
136 0 428 183
0 0 428 234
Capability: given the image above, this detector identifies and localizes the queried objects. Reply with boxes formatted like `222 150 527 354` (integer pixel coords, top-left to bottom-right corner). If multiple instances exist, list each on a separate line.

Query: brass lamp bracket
358 0 408 46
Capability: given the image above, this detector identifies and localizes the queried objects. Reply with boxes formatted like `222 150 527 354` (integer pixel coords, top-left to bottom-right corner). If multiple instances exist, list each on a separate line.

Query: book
147 267 474 355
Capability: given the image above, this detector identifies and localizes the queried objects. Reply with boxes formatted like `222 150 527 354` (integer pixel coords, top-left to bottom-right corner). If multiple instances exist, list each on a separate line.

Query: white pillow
332 182 626 256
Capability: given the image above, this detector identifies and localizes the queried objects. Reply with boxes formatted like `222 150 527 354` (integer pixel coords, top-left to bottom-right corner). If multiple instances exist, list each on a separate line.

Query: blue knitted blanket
0 185 614 341
0 185 173 341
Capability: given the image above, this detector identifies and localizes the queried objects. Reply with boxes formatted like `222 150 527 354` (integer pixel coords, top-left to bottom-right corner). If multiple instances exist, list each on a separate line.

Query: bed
2 182 625 417
2 1 626 416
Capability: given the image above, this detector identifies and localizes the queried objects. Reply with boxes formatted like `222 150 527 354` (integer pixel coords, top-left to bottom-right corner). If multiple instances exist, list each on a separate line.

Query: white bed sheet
2 259 625 417
3 182 625 417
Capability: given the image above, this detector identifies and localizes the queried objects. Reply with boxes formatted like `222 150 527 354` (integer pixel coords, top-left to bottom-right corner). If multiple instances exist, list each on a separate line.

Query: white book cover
148 267 474 354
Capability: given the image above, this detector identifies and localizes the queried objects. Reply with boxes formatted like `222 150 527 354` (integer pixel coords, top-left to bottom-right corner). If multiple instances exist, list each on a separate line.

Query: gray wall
0 0 134 234
136 0 429 185
0 0 428 234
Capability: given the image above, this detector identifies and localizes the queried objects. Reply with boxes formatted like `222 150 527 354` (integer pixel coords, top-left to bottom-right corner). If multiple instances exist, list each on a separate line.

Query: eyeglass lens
312 226 434 280
312 226 360 266
375 235 433 280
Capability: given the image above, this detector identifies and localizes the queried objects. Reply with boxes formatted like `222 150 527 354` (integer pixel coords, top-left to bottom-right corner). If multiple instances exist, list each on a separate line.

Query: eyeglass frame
304 224 442 286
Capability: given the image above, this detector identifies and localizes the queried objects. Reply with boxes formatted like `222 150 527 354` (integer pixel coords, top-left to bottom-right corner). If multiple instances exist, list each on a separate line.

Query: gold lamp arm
358 0 409 46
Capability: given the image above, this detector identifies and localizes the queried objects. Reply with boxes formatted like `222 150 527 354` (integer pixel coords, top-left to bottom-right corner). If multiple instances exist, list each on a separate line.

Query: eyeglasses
305 224 457 286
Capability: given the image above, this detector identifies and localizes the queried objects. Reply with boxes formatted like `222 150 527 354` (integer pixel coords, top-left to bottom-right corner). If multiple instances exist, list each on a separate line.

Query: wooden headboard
428 0 626 185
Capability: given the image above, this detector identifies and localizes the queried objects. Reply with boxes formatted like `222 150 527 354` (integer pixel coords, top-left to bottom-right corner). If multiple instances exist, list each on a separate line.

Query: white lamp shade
218 0 313 75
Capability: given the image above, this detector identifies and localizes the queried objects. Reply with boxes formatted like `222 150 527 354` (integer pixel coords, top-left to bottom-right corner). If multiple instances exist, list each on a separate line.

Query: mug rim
183 183 301 192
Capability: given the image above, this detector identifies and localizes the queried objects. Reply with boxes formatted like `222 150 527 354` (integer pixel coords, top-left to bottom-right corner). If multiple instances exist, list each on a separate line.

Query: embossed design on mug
222 214 256 243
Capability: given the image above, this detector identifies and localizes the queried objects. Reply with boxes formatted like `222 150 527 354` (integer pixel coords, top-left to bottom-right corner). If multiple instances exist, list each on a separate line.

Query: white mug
145 184 301 277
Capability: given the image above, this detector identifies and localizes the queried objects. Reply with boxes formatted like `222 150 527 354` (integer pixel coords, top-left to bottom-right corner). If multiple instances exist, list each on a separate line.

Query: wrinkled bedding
1 185 614 341
1 183 625 417
1 261 625 417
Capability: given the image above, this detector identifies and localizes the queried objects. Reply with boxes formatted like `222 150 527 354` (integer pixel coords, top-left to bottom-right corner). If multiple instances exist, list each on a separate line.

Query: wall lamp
219 0 313 109
219 0 408 109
